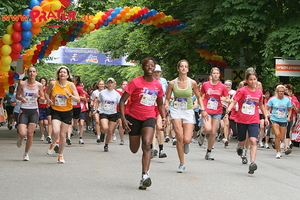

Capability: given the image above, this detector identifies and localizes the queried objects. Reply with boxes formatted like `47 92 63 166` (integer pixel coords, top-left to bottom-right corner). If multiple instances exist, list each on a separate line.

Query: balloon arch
0 0 227 98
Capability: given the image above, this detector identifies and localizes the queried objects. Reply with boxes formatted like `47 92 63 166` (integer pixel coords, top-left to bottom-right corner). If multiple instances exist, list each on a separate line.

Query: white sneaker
23 154 29 161
40 135 45 141
112 133 117 141
177 163 186 173
265 143 269 149
17 138 23 148
258 141 264 148
276 152 281 159
222 138 229 147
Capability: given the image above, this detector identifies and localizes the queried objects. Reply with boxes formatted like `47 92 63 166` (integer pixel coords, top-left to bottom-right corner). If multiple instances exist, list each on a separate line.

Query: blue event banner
43 47 135 66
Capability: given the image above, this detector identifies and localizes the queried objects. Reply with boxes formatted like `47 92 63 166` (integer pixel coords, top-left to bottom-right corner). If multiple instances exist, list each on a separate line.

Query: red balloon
13 22 23 32
98 19 104 25
11 43 22 53
36 44 42 51
102 14 108 20
11 32 22 43
10 52 20 61
61 40 67 46
60 0 71 7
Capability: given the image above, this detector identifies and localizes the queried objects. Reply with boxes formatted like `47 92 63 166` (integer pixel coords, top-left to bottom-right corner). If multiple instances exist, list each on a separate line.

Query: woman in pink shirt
119 57 165 190
227 69 269 174
200 67 229 160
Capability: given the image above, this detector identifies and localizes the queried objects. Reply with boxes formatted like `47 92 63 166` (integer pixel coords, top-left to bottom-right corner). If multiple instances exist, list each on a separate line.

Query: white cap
107 77 116 83
154 64 162 72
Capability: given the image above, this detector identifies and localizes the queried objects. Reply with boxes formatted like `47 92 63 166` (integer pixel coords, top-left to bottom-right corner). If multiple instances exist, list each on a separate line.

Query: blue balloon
22 21 32 31
22 30 32 40
44 40 49 45
20 39 31 49
13 73 20 80
29 0 40 9
107 16 113 22
22 9 32 16
103 21 108 26
111 12 117 18
42 45 47 51
48 36 52 40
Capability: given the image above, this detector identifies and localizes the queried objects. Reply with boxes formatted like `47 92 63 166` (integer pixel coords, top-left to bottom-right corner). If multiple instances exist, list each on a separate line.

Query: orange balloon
30 27 41 35
40 0 51 12
32 21 43 28
32 6 43 12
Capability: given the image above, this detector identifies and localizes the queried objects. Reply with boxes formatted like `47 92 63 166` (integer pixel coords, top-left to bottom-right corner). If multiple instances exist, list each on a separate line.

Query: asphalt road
0 125 300 200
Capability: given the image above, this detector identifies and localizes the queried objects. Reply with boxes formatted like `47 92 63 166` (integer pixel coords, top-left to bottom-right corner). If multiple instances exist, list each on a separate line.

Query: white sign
275 59 300 76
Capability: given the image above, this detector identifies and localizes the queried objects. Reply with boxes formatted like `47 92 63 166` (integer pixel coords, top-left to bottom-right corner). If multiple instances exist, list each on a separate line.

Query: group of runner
2 58 299 190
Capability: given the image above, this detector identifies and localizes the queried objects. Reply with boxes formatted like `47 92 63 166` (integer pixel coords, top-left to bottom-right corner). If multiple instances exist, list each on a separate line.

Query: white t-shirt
98 89 121 114
91 90 101 102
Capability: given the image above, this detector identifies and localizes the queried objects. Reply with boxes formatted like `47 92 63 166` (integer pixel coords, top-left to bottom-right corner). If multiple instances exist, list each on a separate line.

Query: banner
275 59 300 76
43 47 136 66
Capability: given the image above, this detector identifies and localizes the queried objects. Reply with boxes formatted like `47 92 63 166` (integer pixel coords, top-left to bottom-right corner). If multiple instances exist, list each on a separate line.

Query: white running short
170 108 195 124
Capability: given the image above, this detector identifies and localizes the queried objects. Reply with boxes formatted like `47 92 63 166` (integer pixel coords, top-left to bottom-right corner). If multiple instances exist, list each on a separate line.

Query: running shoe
172 138 177 146
177 163 186 173
66 138 72 145
8 124 12 130
258 141 264 148
23 154 29 161
47 144 56 155
216 133 223 142
284 148 292 155
58 156 65 164
159 150 167 158
236 146 243 157
276 152 281 159
165 136 170 143
139 173 152 190
222 138 229 147
79 139 84 144
17 138 23 148
272 141 275 149
54 145 59 153
112 133 117 141
40 135 45 141
205 152 214 160
184 144 190 154
96 138 101 143
104 145 109 152
46 136 52 144
198 134 205 146
100 133 105 142
248 162 257 174
265 143 269 149
119 140 124 145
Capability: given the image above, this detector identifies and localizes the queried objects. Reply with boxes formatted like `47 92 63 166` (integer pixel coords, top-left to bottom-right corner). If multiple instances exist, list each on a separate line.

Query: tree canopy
1 0 300 90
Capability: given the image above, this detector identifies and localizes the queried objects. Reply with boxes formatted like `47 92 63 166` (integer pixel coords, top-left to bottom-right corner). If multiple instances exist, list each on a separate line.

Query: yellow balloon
0 64 10 72
1 45 12 55
6 25 14 34
2 34 13 45
1 55 12 66
129 9 135 15
92 18 98 24
2 71 9 77
89 23 95 29
51 0 61 10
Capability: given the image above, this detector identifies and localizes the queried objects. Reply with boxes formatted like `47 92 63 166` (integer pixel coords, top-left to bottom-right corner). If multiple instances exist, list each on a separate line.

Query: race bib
72 100 77 106
104 100 115 111
55 94 67 106
140 89 158 106
25 93 37 104
173 98 187 110
242 100 256 115
275 108 286 119
207 97 219 110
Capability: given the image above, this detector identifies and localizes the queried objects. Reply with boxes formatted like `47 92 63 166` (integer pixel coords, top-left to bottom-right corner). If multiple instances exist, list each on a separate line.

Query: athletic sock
159 144 163 152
